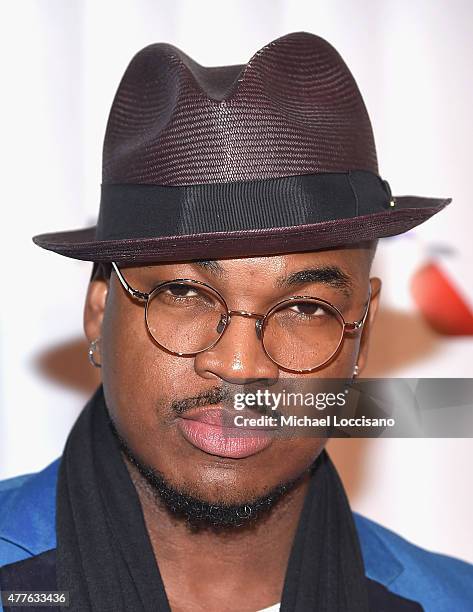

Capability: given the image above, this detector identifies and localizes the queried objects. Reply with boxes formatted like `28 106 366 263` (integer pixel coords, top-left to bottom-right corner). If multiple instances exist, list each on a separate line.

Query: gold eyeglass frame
111 262 372 374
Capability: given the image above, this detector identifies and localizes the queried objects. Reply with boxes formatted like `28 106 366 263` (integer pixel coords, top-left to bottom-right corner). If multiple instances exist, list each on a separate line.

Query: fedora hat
33 31 451 264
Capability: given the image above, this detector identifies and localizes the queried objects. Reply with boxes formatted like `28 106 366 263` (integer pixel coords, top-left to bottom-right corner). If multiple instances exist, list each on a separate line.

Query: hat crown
102 32 378 186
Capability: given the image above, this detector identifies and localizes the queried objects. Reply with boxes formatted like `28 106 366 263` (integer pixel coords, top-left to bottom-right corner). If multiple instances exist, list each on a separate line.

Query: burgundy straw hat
33 31 451 264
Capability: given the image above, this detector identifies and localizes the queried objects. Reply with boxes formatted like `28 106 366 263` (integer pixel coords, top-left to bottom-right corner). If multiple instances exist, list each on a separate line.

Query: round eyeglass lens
262 298 344 371
145 281 227 354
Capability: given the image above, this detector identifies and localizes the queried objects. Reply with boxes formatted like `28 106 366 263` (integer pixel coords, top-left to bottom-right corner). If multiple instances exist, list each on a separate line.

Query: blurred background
1 0 472 562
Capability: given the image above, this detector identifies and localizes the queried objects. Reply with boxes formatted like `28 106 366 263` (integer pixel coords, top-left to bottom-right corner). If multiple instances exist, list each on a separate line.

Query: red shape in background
411 261 473 336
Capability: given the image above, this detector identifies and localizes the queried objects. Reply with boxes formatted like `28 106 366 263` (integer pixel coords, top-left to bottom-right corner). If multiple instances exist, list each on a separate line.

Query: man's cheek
107 362 188 434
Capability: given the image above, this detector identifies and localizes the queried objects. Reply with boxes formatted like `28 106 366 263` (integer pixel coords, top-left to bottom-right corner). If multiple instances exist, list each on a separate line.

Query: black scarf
56 385 370 612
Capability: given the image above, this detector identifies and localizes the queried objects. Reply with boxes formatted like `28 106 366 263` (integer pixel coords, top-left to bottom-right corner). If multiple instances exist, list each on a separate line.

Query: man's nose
193 313 279 384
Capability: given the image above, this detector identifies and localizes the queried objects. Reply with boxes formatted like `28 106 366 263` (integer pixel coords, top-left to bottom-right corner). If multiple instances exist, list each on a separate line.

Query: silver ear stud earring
88 338 102 368
353 364 359 378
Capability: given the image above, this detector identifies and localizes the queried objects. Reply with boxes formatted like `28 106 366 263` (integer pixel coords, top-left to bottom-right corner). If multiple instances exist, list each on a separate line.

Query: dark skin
84 244 381 612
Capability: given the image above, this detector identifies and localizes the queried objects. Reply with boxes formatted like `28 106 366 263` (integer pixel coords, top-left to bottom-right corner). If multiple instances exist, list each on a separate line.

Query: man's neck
125 459 311 612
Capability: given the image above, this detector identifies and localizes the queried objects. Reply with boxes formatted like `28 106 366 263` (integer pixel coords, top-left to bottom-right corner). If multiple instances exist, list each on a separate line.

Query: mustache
171 385 282 418
171 386 231 415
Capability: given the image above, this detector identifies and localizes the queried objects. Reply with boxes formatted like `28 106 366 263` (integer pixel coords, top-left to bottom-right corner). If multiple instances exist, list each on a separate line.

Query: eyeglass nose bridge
220 310 266 340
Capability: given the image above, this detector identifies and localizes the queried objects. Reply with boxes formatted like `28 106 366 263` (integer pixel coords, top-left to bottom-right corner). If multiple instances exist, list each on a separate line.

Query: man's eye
289 302 324 316
165 284 199 298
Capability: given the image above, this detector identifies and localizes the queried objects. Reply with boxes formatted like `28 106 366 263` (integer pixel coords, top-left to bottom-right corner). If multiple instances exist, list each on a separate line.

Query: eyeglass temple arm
111 262 149 302
344 284 372 332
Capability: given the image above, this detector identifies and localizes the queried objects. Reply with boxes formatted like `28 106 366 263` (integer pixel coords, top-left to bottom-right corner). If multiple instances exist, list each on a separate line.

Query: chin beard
108 418 314 532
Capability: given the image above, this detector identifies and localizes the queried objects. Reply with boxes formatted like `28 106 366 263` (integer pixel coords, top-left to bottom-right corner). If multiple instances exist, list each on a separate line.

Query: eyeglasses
111 262 372 374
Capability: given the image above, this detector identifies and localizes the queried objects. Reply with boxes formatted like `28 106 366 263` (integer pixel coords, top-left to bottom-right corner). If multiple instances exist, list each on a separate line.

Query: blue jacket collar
353 514 403 585
0 460 59 557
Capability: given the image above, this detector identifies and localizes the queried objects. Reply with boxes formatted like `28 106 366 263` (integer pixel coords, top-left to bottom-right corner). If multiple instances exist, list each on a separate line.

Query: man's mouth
176 406 276 459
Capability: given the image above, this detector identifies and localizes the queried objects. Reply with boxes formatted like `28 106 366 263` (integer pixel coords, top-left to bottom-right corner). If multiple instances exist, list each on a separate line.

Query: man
0 32 471 611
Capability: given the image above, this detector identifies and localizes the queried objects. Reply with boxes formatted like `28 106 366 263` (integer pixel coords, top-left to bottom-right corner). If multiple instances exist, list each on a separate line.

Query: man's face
84 246 380 509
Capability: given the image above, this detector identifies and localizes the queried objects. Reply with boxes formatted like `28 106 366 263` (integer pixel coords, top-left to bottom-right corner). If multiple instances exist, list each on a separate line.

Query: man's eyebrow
193 259 226 277
277 266 354 297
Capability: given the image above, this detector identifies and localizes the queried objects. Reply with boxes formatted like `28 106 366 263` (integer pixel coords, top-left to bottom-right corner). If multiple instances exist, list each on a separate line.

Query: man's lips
176 406 275 459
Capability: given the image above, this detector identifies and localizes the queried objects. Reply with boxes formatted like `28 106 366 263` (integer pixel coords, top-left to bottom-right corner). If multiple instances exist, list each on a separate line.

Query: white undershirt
257 604 280 612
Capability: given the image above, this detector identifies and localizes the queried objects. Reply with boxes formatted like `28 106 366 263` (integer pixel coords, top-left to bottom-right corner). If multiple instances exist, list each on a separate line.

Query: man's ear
84 278 109 346
355 277 381 375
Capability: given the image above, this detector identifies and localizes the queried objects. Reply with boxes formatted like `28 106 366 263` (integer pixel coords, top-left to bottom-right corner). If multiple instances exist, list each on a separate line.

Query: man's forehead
192 252 351 278
130 248 372 299
140 247 370 276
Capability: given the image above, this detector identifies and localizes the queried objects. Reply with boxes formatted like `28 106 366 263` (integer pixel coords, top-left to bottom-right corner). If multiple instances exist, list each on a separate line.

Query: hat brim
32 196 450 264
